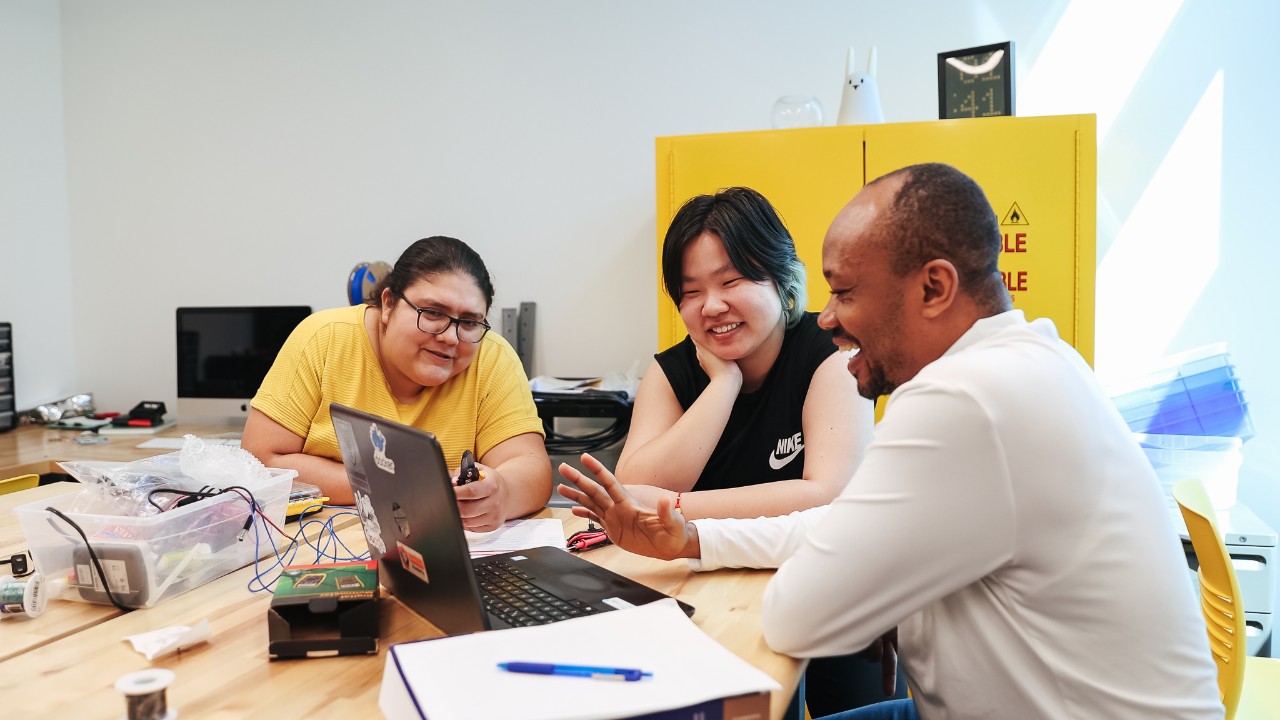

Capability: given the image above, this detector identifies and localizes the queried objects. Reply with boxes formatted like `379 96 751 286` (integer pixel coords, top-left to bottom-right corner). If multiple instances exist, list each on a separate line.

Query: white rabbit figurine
836 46 885 125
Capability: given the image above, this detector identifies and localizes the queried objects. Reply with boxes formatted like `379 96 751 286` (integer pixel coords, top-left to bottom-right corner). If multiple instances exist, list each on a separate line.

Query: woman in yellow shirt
243 236 550 531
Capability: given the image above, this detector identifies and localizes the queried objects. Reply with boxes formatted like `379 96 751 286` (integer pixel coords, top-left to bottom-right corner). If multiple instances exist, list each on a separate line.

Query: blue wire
244 504 369 593
247 512 297 592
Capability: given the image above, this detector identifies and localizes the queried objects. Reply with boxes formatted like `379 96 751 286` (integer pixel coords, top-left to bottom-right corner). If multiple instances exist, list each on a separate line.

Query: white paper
529 376 603 393
529 374 637 399
464 518 565 558
379 598 779 720
124 618 212 660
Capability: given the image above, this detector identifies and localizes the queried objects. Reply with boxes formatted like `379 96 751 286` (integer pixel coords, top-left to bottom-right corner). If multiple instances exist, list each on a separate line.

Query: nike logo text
768 432 804 470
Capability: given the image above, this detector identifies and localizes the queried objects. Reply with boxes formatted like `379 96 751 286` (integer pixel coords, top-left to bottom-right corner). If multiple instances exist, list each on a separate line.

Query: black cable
44 507 133 612
545 421 627 443
148 485 259 538
562 437 627 451
534 390 633 454
543 418 630 454
224 485 260 538
146 485 223 512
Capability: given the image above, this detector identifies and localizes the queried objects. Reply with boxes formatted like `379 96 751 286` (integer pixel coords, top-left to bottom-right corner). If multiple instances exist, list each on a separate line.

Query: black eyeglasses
396 294 490 343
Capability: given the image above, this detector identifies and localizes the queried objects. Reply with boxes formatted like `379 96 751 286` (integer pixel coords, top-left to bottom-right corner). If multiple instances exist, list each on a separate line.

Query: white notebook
379 598 779 720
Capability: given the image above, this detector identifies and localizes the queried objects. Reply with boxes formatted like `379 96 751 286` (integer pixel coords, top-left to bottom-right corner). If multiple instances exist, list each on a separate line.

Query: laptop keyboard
475 559 602 627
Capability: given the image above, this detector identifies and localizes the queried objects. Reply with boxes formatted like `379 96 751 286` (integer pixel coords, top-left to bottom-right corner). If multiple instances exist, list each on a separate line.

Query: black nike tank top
654 313 835 490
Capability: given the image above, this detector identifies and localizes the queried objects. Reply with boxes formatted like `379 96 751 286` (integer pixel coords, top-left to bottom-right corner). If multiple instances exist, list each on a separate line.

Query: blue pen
497 662 653 682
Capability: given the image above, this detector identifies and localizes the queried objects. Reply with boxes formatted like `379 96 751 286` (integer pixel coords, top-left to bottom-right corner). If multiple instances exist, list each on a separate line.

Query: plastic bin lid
1103 342 1231 397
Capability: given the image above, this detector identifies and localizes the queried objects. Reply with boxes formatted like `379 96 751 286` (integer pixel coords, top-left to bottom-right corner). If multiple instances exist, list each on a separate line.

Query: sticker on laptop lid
371 423 395 474
398 541 429 583
353 490 386 556
601 597 636 610
333 416 372 500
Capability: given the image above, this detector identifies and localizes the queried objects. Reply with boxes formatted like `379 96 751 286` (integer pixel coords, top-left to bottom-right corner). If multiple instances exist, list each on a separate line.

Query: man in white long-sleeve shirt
559 163 1223 720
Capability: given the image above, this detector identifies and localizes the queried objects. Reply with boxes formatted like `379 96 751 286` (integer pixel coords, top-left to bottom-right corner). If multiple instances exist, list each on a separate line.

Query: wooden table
0 427 802 719
0 422 241 478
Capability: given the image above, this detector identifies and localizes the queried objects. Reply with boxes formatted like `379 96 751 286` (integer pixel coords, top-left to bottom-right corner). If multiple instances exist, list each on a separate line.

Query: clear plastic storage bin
15 467 294 607
1136 433 1242 510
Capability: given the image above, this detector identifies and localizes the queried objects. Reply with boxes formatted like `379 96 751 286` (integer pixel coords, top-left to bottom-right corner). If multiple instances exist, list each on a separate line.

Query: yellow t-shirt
251 304 544 469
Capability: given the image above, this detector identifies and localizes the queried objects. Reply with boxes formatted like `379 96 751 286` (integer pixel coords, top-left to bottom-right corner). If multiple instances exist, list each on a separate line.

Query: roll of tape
0 573 46 618
116 668 178 720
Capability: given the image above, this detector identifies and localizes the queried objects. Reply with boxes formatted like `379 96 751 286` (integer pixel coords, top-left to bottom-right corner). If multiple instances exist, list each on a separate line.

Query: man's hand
557 453 700 561
861 628 899 696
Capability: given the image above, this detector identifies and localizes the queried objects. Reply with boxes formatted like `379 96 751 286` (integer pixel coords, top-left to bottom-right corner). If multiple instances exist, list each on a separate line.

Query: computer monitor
175 306 312 424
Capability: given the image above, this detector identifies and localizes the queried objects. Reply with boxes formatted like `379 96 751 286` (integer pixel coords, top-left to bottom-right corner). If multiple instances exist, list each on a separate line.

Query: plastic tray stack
1109 344 1251 512
1108 344 1253 440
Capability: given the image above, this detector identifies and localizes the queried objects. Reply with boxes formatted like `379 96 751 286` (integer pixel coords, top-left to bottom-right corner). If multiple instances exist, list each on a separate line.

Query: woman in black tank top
614 187 872 520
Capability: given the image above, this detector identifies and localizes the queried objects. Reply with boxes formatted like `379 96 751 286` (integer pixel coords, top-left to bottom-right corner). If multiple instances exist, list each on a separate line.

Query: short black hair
661 187 807 327
369 236 495 311
870 163 1008 311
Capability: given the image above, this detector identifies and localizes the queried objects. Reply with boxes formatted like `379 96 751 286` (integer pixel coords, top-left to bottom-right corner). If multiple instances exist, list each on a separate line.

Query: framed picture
938 42 1014 119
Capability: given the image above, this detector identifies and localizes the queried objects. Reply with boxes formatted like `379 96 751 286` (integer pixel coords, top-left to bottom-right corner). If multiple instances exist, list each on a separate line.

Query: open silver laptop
329 403 692 635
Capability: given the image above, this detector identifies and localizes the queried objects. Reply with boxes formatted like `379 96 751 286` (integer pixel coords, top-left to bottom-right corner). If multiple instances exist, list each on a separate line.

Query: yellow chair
0 473 38 495
1173 478 1280 719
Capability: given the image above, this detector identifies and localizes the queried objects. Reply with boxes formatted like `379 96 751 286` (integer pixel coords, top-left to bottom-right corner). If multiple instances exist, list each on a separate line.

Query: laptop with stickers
329 403 691 636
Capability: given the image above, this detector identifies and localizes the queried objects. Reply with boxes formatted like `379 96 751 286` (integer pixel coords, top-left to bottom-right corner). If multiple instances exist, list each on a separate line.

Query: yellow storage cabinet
655 114 1096 364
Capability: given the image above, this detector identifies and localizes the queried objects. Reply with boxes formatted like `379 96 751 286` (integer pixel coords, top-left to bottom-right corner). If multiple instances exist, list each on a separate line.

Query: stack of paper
464 518 565 558
379 598 779 720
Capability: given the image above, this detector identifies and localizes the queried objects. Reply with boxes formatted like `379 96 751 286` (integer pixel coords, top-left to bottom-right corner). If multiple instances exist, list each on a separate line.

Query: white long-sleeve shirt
692 311 1222 720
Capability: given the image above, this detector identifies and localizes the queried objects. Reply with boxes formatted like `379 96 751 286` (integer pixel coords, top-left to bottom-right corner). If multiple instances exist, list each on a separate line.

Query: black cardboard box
268 559 379 659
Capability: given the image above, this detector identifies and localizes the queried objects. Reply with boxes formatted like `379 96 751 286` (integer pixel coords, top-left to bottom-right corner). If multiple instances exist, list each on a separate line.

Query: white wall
0 0 76 410
53 0 1014 414
8 1 1280 536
